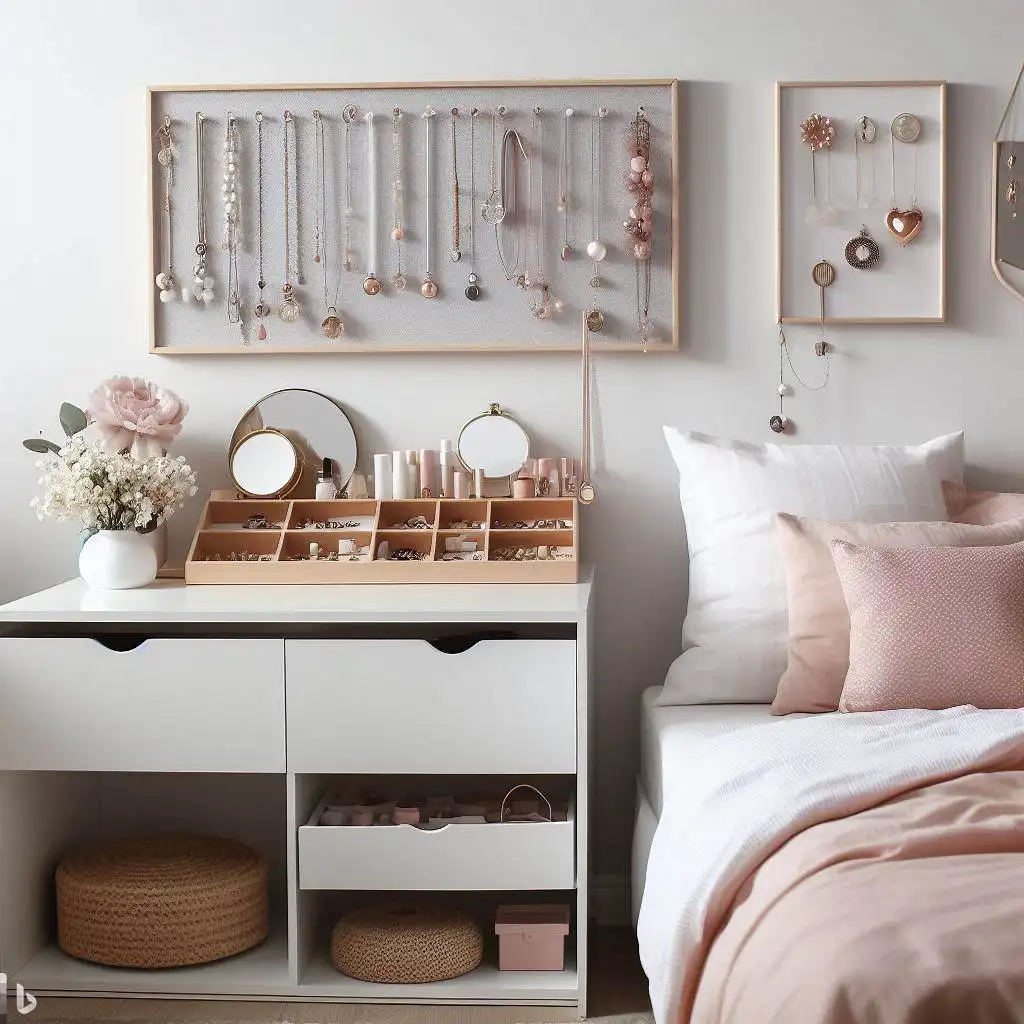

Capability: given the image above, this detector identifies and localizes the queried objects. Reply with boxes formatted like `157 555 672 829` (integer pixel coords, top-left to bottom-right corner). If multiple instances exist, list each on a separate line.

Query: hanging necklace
341 105 358 272
465 108 481 299
625 107 654 349
527 107 557 319
578 312 596 504
421 106 439 298
279 110 300 323
495 128 527 283
887 113 923 246
800 113 837 225
586 106 608 332
363 111 382 295
558 108 574 260
155 117 176 303
390 107 406 290
313 109 344 338
450 107 462 262
221 114 241 327
854 115 876 210
192 112 215 307
771 319 831 434
252 112 270 341
481 106 505 224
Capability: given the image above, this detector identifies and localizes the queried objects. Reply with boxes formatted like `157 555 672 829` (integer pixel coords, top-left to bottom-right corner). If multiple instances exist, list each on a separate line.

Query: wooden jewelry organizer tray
185 493 578 584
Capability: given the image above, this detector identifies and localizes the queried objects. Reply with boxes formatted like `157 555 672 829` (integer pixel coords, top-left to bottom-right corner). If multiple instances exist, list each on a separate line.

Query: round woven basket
331 904 483 984
56 835 269 969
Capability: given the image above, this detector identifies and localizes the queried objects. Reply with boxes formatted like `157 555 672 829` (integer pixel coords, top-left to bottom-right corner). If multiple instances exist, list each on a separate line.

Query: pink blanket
692 769 1024 1023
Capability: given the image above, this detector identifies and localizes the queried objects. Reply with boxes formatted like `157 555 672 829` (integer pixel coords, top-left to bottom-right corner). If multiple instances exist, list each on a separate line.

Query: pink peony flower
87 376 189 459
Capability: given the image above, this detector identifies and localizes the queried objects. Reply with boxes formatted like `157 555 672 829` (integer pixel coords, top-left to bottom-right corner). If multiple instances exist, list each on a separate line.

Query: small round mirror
230 429 301 498
457 405 530 480
230 389 358 498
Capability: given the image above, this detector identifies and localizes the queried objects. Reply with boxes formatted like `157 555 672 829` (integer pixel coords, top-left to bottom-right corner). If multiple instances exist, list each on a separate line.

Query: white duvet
637 705 1024 1024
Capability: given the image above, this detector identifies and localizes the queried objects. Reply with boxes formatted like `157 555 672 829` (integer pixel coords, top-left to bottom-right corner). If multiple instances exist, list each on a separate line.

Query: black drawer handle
426 631 519 654
90 635 149 652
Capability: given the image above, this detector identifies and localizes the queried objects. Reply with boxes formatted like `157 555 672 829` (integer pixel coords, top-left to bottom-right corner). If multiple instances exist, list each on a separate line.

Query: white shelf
299 950 579 1004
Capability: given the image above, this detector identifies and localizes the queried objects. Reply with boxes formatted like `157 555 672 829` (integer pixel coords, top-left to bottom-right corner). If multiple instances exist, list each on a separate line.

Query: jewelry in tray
252 112 270 342
191 112 216 307
390 107 407 291
887 112 923 245
799 113 837 226
420 106 439 298
625 106 654 348
465 108 481 300
363 111 382 295
154 117 176 303
312 109 344 338
279 110 301 322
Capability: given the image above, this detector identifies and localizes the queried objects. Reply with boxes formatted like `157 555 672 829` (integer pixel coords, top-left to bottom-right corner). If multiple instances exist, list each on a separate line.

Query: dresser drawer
0 637 285 772
298 803 575 891
286 639 577 774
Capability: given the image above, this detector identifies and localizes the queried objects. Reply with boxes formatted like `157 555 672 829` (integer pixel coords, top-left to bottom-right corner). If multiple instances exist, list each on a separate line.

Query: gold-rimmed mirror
457 404 530 491
229 428 301 498
230 389 359 499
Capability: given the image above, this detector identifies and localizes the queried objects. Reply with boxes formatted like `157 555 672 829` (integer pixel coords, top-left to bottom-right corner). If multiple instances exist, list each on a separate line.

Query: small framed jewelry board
147 79 679 355
777 81 946 324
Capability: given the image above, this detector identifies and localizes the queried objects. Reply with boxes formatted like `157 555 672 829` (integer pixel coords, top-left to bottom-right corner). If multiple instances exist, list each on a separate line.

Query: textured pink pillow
834 539 1024 712
772 514 1024 715
943 480 1024 525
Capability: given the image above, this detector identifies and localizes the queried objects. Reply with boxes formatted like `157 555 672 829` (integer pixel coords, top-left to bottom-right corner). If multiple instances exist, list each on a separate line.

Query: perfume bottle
315 457 337 500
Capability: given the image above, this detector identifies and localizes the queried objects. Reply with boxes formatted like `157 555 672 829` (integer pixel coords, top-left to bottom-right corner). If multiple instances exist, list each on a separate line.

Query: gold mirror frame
457 403 531 494
229 428 302 499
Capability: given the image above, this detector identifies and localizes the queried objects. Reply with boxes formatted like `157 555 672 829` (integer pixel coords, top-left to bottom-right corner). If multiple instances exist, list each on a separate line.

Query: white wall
2 0 1024 877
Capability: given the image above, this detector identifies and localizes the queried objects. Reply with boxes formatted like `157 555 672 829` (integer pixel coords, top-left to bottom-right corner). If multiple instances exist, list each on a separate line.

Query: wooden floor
28 929 652 1024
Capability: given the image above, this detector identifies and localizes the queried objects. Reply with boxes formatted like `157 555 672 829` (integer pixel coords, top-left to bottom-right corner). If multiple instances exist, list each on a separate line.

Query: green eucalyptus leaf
59 403 88 437
22 438 61 454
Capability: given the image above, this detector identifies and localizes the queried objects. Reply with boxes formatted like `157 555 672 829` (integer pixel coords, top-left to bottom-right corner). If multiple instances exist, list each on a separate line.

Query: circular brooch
845 228 881 270
799 113 835 152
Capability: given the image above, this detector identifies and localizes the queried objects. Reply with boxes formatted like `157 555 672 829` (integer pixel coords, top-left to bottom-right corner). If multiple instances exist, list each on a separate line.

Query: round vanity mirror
229 429 301 498
457 404 530 481
230 389 359 498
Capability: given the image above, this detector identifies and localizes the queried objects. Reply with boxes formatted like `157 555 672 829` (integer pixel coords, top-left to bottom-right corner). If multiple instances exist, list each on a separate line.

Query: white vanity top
0 574 592 625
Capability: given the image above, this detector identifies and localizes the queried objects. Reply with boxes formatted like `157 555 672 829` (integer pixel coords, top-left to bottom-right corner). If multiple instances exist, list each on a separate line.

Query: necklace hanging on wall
313 109 344 338
279 110 300 323
771 312 832 434
481 106 505 225
558 108 574 260
450 108 462 263
342 105 358 272
389 107 406 290
363 111 382 296
799 113 837 226
625 106 654 349
465 108 481 300
527 107 558 319
854 115 876 210
191 112 215 307
844 226 881 269
155 117 176 304
221 114 241 329
887 113 923 246
252 112 270 342
586 106 609 332
421 106 439 298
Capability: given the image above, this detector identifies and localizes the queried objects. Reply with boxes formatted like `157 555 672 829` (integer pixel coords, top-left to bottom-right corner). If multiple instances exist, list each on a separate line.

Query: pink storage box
494 904 570 971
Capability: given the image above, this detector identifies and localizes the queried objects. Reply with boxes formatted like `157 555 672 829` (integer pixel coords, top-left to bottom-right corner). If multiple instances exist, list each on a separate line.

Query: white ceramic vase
79 530 158 590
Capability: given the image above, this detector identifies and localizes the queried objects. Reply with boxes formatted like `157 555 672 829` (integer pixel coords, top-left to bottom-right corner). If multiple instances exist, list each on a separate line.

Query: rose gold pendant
321 309 344 339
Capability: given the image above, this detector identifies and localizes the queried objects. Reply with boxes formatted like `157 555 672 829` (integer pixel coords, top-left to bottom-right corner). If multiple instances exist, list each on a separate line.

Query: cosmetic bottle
473 467 486 499
373 453 393 500
513 470 536 500
392 450 409 499
559 457 577 496
454 470 471 499
439 440 455 498
536 458 557 498
406 451 419 498
315 458 337 500
419 449 437 498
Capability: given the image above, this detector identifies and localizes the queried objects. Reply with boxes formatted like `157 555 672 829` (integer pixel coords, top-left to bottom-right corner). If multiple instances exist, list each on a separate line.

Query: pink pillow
772 514 1024 715
834 539 1024 713
943 480 1024 525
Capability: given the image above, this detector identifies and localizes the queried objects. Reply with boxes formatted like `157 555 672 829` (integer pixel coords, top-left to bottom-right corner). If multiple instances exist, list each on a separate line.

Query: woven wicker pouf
56 835 269 969
331 904 483 984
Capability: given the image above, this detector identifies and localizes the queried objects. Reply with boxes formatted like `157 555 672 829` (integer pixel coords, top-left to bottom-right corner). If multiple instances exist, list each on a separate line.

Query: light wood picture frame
776 80 947 325
147 80 681 356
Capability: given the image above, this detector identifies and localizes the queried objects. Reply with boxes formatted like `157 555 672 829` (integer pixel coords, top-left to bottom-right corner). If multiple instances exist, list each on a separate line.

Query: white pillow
659 429 964 705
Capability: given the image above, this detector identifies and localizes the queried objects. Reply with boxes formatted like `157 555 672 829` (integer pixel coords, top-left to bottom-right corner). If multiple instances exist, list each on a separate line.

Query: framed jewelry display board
777 81 946 324
147 80 679 355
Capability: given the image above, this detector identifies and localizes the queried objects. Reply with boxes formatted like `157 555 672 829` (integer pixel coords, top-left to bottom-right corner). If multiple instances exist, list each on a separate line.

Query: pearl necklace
221 113 241 327
390 107 406 290
191 111 215 307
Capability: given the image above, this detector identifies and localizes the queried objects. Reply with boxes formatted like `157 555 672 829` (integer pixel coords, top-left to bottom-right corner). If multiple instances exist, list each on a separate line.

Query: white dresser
0 576 592 1016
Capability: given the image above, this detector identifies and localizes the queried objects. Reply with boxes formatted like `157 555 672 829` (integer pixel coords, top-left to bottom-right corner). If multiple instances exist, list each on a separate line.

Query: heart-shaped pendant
886 207 923 246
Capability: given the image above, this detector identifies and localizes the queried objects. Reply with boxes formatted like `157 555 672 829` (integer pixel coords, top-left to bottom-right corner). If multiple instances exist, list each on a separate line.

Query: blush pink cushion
943 480 1024 525
834 539 1024 712
772 514 1024 715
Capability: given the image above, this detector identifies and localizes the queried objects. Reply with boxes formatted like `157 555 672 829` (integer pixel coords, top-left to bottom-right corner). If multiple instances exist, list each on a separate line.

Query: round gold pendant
362 275 382 296
577 480 596 504
421 276 438 299
321 311 344 339
586 309 605 332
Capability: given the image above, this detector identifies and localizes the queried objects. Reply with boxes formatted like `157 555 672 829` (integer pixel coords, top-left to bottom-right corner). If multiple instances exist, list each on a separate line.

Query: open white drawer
0 637 285 772
298 796 576 891
286 638 577 774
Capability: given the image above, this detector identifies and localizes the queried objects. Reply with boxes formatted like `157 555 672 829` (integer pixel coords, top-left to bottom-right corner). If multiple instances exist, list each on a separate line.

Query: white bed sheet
640 686 815 816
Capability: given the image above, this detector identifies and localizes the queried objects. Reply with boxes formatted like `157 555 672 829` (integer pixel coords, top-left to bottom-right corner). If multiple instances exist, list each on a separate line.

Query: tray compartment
286 500 378 531
489 499 575 530
280 531 373 563
373 531 435 562
376 499 439 530
435 531 486 563
437 500 488 530
488 530 576 563
202 500 290 531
